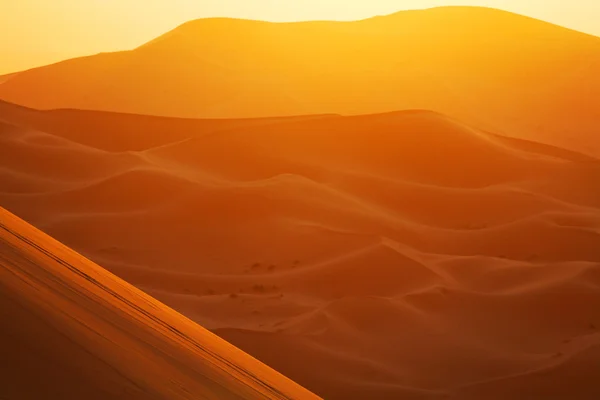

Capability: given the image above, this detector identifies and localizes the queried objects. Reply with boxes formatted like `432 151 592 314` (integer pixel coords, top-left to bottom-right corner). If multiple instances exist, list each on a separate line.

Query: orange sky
1 0 599 74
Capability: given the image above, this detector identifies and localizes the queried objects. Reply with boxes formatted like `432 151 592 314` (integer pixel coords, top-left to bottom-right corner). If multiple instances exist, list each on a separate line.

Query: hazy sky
1 0 599 74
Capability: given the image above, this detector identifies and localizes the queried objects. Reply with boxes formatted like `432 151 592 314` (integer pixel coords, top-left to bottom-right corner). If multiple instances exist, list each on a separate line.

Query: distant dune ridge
0 206 320 399
1 101 600 399
0 6 600 156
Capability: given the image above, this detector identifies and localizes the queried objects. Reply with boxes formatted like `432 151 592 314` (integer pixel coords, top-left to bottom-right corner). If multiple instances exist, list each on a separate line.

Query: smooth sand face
1 103 600 399
0 206 320 400
1 7 599 157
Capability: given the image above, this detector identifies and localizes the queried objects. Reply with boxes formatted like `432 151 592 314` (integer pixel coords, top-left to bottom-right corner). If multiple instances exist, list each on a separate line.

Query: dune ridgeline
1 96 600 399
2 5 600 400
0 205 320 399
1 7 600 157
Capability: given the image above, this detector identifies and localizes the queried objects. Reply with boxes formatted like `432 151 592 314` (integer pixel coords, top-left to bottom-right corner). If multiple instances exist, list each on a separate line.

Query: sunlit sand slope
0 207 320 400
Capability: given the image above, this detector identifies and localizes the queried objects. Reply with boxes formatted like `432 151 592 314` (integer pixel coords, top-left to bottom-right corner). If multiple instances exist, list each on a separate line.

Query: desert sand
1 7 599 156
0 206 320 399
1 101 600 399
0 73 16 84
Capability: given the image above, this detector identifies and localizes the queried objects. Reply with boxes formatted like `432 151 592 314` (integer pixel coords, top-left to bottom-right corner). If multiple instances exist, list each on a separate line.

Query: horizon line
1 5 598 76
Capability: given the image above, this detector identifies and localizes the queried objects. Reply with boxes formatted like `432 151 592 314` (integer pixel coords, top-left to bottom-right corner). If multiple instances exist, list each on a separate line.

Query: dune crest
1 103 600 399
1 6 599 156
0 206 320 399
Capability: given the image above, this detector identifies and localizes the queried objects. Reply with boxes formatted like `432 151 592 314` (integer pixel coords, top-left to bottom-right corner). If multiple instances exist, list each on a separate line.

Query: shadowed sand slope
0 207 320 400
1 7 600 155
1 104 600 399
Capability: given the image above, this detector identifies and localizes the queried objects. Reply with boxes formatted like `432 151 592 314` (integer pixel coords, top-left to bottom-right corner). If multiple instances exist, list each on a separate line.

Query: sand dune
0 100 335 152
1 7 600 156
0 206 320 399
0 73 17 84
1 103 600 399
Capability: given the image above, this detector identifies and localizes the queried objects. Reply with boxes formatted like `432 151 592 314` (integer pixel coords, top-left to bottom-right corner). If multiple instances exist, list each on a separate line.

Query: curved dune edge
1 7 600 157
0 206 320 400
1 103 600 399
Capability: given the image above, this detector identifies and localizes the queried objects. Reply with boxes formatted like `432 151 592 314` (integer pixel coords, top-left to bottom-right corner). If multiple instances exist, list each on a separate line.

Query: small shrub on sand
252 284 267 293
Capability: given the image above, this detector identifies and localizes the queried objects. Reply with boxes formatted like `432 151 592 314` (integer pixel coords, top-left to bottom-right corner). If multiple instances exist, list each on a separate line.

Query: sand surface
0 206 320 399
0 73 16 84
1 7 599 156
1 103 600 399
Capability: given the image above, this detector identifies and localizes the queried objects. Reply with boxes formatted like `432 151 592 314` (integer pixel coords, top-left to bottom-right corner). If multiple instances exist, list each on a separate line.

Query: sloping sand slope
0 73 16 84
0 207 320 400
1 104 600 399
1 7 599 156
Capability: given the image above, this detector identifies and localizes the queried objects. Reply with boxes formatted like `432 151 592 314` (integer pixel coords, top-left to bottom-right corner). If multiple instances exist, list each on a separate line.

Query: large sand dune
1 7 599 156
0 206 320 399
1 103 600 399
